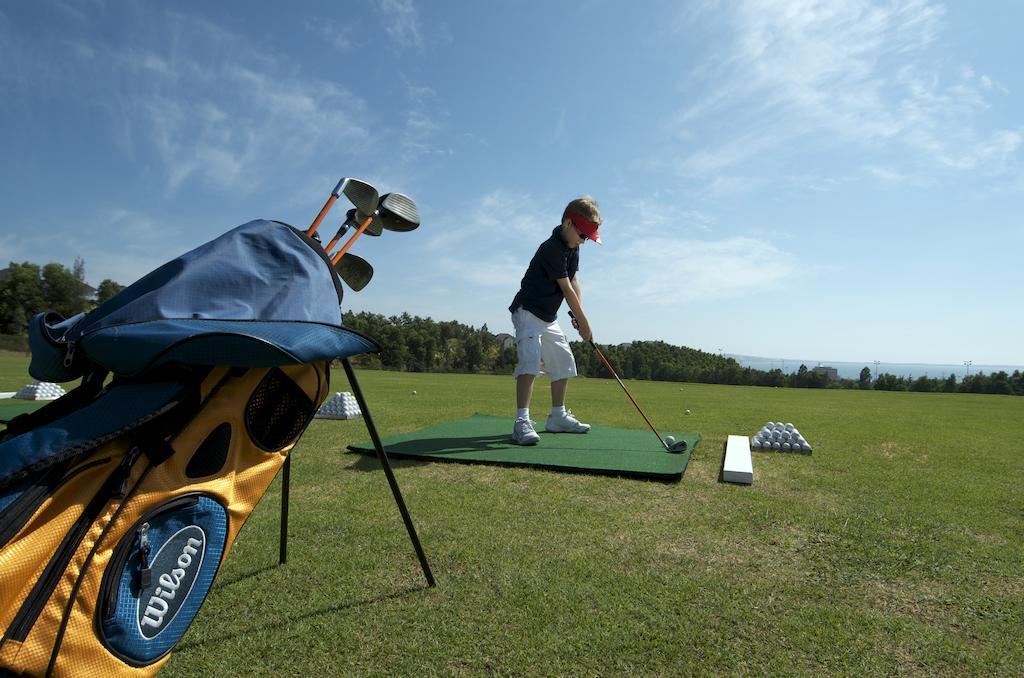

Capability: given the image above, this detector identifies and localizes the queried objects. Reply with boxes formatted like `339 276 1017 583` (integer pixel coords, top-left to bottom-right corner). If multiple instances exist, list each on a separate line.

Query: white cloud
306 18 360 52
673 0 1022 186
399 80 451 161
4 8 376 195
377 0 424 50
594 236 798 305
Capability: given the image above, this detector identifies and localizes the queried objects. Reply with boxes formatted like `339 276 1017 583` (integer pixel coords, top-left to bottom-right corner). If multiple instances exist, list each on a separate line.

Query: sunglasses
575 228 587 242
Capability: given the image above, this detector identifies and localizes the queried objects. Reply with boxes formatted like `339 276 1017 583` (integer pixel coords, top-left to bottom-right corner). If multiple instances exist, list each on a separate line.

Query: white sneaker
512 417 540 445
545 410 591 433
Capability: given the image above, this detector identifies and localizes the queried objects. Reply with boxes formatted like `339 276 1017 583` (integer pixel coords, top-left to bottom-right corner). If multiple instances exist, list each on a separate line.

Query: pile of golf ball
751 422 812 453
13 381 67 400
315 391 362 420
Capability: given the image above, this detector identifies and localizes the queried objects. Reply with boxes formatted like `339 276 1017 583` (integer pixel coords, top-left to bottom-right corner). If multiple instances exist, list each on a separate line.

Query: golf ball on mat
664 436 676 446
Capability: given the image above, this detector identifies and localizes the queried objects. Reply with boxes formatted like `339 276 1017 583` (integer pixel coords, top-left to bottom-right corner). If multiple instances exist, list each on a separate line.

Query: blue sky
1 0 1021 366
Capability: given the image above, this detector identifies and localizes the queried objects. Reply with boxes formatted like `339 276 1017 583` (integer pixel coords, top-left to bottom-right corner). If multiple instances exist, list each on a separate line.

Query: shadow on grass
342 434 513 473
176 584 427 652
361 434 512 456
209 564 279 592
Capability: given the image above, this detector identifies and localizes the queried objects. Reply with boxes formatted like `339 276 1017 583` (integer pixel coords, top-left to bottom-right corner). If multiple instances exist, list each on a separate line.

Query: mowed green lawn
2 353 1022 675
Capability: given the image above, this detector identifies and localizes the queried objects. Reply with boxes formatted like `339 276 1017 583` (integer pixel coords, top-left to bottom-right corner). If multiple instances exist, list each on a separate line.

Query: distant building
495 333 515 349
812 365 839 380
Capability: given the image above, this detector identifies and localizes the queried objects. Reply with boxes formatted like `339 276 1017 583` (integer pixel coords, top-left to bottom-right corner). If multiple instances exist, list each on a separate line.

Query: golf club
331 192 420 265
324 209 384 253
335 252 373 291
570 311 687 453
376 192 420 232
306 177 379 238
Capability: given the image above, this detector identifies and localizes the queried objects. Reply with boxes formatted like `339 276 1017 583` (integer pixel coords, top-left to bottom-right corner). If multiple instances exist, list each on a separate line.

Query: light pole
873 360 880 380
964 360 972 376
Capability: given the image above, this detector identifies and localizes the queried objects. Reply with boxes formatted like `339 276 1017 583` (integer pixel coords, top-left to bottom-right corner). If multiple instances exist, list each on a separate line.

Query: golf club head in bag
306 177 379 238
346 208 384 236
335 252 374 291
337 177 379 216
377 192 420 232
324 209 382 255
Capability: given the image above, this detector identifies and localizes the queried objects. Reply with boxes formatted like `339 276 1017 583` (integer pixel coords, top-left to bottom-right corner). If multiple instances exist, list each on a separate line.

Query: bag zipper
100 494 201 620
0 457 111 550
3 446 143 642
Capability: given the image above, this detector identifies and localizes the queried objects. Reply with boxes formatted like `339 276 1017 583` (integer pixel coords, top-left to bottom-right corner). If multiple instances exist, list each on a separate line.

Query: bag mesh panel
245 368 312 451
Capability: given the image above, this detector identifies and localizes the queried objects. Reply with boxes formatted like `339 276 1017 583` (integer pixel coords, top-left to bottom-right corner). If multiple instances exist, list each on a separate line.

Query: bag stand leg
280 455 291 565
342 358 436 587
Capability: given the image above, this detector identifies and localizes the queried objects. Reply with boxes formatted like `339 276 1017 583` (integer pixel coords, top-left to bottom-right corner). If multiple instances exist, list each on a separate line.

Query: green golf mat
349 414 700 481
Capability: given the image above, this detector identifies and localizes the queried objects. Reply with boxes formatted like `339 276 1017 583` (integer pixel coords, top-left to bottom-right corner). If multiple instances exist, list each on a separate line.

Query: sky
1 0 1021 367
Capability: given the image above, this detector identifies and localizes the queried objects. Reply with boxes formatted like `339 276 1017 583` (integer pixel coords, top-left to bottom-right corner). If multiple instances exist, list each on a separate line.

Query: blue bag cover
0 381 185 488
29 220 377 380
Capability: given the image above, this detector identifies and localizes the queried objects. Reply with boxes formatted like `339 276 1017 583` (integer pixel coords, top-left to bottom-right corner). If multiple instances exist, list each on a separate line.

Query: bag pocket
28 311 88 383
98 493 228 666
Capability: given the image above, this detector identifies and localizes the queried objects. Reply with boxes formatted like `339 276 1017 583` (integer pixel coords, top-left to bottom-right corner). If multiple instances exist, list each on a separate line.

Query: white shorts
511 308 578 381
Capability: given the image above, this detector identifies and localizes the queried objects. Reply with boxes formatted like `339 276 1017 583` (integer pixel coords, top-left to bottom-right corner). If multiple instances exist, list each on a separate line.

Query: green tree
909 376 936 392
987 371 1013 395
96 279 125 305
0 262 45 334
42 262 88 318
858 367 873 390
1010 370 1024 396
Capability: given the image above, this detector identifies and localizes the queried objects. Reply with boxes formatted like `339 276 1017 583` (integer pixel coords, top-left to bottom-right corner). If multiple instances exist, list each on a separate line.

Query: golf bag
0 219 419 676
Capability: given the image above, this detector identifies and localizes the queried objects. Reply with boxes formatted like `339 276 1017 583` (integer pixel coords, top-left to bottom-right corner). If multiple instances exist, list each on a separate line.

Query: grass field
2 353 1022 675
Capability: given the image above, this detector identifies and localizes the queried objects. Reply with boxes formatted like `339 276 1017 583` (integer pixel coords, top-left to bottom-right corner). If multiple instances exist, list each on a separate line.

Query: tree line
2 263 1020 397
0 260 123 336
341 312 1024 397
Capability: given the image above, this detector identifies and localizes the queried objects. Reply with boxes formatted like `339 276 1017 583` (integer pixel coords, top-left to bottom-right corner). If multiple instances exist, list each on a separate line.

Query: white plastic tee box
723 435 753 485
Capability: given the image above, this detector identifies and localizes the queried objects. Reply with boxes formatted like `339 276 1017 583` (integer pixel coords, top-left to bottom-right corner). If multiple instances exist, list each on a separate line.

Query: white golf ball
411 390 417 395
684 409 691 415
752 439 762 449
664 435 676 446
772 442 781 450
785 423 795 431
782 442 791 451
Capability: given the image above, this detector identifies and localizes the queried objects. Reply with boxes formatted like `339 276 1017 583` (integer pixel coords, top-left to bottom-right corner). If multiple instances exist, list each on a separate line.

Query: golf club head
334 252 374 291
345 208 383 236
377 192 420 232
666 439 688 454
334 177 379 216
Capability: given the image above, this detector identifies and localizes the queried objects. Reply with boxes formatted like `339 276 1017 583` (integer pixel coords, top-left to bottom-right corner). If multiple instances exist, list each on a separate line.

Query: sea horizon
727 354 1024 381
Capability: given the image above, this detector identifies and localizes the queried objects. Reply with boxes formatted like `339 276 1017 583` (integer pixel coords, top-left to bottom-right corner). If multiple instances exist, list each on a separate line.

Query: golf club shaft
324 226 349 253
589 341 669 451
306 194 338 237
331 213 374 264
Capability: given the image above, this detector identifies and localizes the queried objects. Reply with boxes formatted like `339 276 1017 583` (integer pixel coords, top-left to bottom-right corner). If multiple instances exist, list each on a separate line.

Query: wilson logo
137 525 206 638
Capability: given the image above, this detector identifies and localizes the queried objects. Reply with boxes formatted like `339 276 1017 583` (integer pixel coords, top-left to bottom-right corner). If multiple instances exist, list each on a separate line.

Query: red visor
567 213 602 244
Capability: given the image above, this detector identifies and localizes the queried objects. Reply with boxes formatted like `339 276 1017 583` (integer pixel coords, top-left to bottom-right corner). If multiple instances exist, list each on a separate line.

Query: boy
508 196 602 445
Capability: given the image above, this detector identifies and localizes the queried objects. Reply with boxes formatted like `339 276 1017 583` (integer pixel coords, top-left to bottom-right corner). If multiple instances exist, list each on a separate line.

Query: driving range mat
348 414 700 481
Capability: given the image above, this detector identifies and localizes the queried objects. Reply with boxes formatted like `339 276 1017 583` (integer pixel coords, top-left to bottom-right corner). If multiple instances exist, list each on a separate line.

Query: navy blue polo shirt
509 226 579 323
